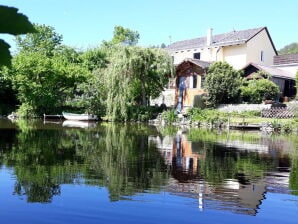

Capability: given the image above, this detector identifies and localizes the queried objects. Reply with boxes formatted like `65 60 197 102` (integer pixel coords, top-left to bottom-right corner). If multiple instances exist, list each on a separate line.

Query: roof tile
167 27 265 51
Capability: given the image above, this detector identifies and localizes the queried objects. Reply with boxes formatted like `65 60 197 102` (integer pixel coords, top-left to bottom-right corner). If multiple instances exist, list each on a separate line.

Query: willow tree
99 45 172 121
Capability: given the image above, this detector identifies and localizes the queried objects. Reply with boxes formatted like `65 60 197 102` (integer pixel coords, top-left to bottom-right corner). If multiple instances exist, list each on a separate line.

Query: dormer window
193 52 200 59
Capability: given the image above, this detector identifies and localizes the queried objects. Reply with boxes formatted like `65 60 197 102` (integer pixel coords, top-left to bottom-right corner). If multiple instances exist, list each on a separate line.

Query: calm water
0 118 297 224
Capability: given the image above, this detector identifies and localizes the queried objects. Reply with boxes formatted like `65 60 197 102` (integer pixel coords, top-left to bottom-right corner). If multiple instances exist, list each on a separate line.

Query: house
151 27 279 109
273 53 298 75
243 63 296 100
168 27 277 69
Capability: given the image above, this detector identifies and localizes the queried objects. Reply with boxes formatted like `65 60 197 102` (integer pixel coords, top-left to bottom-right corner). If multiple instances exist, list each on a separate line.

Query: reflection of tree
198 142 276 184
185 129 295 185
76 124 169 201
2 122 83 203
289 149 298 195
1 121 169 202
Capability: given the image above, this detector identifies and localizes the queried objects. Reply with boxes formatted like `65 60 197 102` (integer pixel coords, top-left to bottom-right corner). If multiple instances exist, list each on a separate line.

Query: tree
111 26 140 46
0 5 35 66
7 24 89 116
93 45 172 121
15 24 62 56
279 42 298 55
10 51 88 116
160 43 166 48
80 48 107 71
204 61 243 107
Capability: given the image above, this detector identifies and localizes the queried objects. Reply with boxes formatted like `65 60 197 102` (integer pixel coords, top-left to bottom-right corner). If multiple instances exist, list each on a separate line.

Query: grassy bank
160 107 298 134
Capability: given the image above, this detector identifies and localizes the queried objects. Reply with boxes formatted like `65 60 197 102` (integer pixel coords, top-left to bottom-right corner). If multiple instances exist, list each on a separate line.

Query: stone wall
150 89 176 107
217 104 271 113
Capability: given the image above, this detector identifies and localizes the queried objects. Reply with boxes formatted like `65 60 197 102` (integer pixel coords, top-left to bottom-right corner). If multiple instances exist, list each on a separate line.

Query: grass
229 117 294 124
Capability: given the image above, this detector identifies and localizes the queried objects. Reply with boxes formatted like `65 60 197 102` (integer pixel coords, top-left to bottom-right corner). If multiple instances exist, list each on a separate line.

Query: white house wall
274 64 298 75
246 29 276 66
222 45 247 69
171 49 202 65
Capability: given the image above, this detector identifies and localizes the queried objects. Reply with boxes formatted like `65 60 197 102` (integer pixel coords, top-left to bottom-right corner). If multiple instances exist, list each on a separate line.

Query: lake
0 118 297 224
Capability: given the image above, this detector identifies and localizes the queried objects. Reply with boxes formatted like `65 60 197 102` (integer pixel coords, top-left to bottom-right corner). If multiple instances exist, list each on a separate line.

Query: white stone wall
150 89 176 107
217 104 271 113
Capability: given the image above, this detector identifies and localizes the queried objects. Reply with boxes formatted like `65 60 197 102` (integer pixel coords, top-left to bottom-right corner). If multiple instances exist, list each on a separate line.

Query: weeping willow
101 45 172 121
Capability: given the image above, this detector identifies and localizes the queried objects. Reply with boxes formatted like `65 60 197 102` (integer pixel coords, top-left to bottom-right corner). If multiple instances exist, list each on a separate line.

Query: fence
261 107 295 119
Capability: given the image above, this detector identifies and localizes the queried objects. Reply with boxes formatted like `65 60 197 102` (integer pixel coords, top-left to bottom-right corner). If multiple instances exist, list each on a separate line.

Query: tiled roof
184 58 211 69
244 63 295 80
273 54 298 65
167 27 266 51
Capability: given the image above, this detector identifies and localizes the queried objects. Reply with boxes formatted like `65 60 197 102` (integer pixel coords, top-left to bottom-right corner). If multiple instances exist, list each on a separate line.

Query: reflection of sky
1 165 297 224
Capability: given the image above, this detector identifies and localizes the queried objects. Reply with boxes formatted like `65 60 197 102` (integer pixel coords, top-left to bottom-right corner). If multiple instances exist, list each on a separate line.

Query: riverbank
149 105 298 134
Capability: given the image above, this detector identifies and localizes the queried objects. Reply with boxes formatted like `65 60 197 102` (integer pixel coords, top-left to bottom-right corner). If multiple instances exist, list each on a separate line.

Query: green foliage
127 106 162 122
111 25 140 46
279 42 298 55
238 110 261 117
0 66 18 114
161 109 177 123
80 48 107 71
0 5 35 66
4 24 90 116
0 40 12 67
187 108 227 125
98 45 172 121
240 78 280 103
10 51 88 116
0 123 168 202
15 24 62 56
205 61 243 107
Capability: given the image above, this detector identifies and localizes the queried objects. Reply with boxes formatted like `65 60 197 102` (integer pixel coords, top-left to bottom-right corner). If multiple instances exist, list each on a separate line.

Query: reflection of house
148 134 205 176
172 134 204 180
148 135 173 165
151 133 292 216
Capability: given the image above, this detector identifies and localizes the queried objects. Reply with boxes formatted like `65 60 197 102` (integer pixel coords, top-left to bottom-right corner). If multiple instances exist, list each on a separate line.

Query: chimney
207 28 213 46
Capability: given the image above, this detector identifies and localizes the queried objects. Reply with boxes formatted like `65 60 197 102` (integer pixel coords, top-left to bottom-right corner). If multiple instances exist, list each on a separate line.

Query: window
260 51 264 62
193 52 201 59
193 75 197 88
201 76 205 88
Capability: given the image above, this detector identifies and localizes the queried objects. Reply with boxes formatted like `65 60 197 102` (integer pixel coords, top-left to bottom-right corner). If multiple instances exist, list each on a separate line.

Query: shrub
127 105 161 122
204 62 243 107
187 108 227 126
240 78 279 103
162 109 177 123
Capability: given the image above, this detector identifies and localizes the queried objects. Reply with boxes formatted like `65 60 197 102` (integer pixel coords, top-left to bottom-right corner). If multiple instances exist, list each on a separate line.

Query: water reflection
149 129 297 215
0 119 297 218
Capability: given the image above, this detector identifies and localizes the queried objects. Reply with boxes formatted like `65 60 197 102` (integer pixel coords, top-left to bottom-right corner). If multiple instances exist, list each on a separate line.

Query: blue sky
1 0 298 51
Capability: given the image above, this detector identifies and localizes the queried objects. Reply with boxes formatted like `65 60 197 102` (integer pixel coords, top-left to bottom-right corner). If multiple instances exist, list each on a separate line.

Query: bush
16 103 38 118
161 109 177 123
187 108 227 126
127 105 161 122
240 78 279 103
204 61 243 107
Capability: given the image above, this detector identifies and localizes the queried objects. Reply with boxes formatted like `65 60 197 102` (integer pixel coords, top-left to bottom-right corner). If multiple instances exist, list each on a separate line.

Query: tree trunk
141 73 147 106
